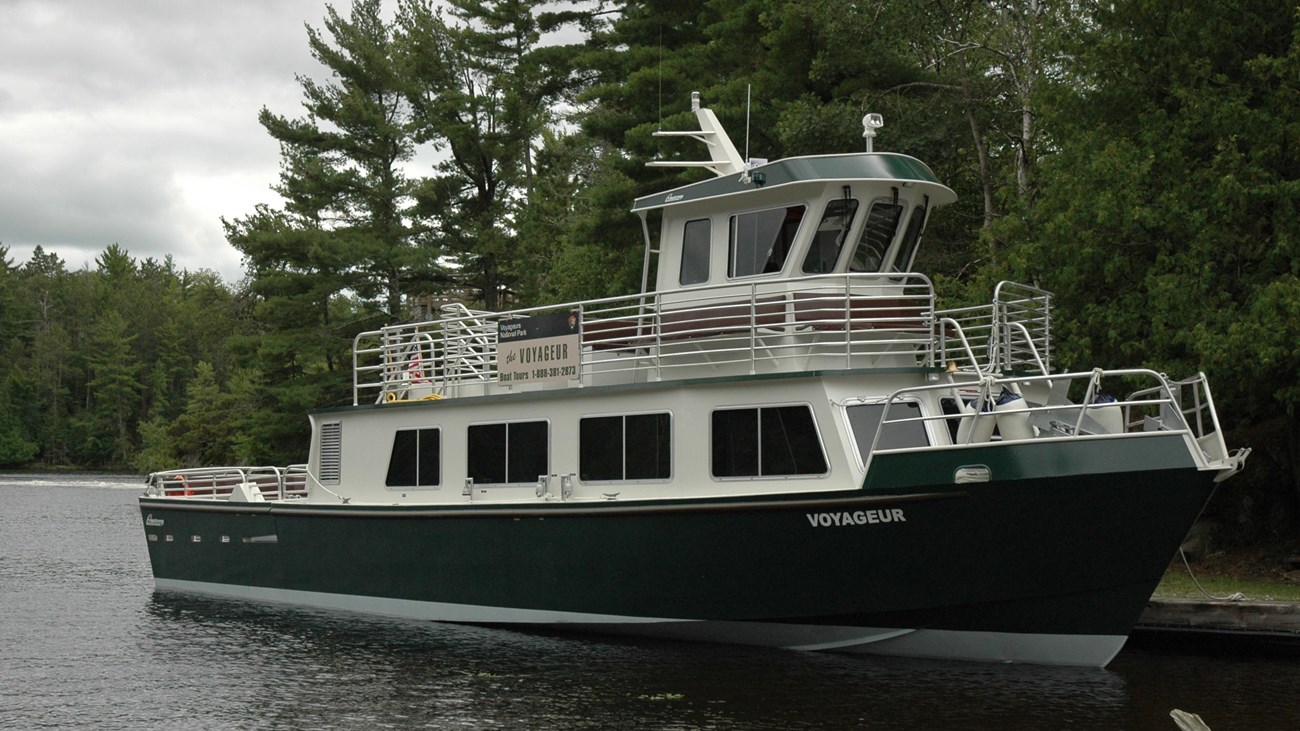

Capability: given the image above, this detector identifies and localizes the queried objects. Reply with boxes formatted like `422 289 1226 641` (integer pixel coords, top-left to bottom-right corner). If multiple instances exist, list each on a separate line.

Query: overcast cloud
0 0 342 284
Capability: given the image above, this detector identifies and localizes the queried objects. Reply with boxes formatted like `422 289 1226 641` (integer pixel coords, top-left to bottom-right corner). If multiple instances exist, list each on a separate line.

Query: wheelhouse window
467 420 548 485
729 206 806 278
679 219 711 286
847 200 904 273
712 405 828 478
801 198 859 274
890 201 929 273
580 412 671 482
847 402 929 465
385 427 441 488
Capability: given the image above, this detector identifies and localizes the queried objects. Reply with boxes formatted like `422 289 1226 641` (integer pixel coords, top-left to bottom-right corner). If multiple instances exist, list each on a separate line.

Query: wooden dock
1131 597 1300 652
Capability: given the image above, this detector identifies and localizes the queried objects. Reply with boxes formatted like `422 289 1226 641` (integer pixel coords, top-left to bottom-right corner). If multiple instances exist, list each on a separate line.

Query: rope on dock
1178 547 1246 602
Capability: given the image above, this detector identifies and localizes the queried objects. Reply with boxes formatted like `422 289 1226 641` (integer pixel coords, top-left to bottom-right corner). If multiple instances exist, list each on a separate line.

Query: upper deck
351 277 1054 405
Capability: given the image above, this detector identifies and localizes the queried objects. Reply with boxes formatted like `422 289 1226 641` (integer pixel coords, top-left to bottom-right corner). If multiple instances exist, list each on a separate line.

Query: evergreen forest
2 0 1298 546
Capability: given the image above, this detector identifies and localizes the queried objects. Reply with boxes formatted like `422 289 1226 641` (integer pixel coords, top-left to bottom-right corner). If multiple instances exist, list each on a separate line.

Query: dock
1131 597 1300 653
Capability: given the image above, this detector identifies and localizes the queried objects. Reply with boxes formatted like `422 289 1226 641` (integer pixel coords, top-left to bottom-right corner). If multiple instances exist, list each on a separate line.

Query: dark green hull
139 434 1213 666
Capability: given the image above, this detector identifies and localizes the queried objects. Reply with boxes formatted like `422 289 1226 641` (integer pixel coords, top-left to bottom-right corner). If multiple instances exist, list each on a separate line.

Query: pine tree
397 0 570 309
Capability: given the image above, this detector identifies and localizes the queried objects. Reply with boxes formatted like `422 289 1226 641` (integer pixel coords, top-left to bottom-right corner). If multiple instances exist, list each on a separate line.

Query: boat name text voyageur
806 509 906 528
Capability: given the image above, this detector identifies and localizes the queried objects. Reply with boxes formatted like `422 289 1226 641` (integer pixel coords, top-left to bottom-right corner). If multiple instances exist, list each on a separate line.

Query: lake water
1 473 1295 730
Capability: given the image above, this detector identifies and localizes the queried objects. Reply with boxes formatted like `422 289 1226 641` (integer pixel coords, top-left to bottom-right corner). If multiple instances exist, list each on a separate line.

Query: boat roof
632 152 957 213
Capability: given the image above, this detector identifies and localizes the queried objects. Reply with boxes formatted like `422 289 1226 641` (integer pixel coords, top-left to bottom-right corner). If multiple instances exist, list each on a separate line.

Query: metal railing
353 273 941 404
937 281 1052 375
865 367 1240 476
145 465 309 501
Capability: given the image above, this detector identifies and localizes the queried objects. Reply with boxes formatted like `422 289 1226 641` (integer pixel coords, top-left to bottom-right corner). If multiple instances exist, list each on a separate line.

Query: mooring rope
1179 547 1246 602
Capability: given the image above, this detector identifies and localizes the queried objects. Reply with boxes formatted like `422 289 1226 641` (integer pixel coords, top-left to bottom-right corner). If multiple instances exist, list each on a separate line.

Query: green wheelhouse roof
632 152 957 213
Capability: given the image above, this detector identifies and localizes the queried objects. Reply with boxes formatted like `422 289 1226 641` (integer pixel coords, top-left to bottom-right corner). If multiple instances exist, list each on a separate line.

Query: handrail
353 272 940 404
937 280 1052 375
938 317 984 373
1006 321 1049 375
861 368 1221 473
145 465 309 501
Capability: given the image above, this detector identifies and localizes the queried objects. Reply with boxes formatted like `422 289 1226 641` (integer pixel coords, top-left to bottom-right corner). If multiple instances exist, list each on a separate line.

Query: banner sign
497 312 580 384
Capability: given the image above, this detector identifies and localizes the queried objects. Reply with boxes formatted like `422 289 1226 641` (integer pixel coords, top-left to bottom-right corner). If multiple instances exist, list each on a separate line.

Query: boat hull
139 434 1214 666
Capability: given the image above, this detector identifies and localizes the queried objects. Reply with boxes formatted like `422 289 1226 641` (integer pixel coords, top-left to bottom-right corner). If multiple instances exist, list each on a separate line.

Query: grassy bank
1155 570 1300 602
1155 543 1300 602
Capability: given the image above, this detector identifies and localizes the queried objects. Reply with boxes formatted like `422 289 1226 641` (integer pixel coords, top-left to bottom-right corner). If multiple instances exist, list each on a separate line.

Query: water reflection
143 592 1134 730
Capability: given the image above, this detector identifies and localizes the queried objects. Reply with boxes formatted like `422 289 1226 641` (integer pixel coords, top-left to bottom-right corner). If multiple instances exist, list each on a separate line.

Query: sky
0 0 345 285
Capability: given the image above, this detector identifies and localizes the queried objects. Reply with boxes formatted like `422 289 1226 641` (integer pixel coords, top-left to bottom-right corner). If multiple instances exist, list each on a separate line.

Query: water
1 474 1294 730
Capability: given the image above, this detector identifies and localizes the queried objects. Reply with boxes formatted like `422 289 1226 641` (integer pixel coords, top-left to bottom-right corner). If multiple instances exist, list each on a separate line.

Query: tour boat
139 94 1248 666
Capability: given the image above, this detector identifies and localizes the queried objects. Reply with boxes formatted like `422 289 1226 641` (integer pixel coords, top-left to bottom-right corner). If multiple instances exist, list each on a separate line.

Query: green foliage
396 0 575 308
996 0 1300 417
3 243 246 471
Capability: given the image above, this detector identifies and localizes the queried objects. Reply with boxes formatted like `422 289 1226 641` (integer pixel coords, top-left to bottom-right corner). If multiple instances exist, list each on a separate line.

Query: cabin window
580 412 672 482
801 199 859 274
890 201 929 273
679 219 711 286
847 200 904 273
847 402 929 464
729 206 806 278
467 420 549 485
385 427 441 488
711 405 828 478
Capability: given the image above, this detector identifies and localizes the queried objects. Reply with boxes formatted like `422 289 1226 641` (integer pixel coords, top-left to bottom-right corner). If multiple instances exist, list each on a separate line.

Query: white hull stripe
154 578 1127 667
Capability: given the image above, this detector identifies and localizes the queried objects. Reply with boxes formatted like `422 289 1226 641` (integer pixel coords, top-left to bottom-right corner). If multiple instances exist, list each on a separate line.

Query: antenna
647 92 745 177
744 84 752 165
656 26 664 128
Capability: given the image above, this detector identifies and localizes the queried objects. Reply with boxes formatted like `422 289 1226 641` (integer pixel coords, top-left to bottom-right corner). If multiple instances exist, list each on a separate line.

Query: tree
249 0 433 321
80 311 143 467
994 0 1300 535
397 0 572 309
226 0 435 462
0 245 37 466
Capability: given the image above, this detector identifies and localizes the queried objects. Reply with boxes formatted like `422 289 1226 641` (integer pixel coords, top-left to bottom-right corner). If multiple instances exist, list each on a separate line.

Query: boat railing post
749 281 757 375
844 274 852 369
1073 368 1104 435
926 279 938 369
654 296 663 382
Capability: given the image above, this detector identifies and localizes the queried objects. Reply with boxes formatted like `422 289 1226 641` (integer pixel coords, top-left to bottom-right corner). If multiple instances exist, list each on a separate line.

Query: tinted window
580 416 622 481
712 409 758 477
679 219 711 285
847 402 929 463
625 413 671 479
801 199 859 274
729 206 805 278
468 421 548 485
761 406 828 475
467 423 507 484
848 201 904 272
580 413 671 482
507 420 549 484
385 428 440 487
890 203 928 273
712 405 827 477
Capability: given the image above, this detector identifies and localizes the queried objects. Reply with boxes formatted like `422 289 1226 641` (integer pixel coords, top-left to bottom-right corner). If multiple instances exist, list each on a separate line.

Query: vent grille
319 422 342 484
